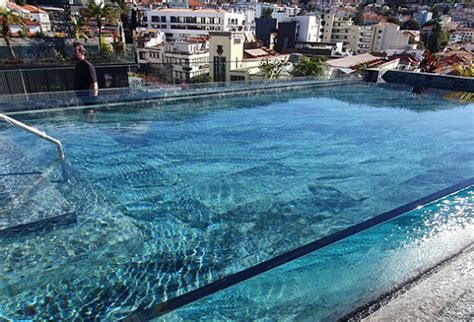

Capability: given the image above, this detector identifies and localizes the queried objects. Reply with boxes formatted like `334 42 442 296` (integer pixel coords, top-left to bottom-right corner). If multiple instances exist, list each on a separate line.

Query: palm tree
0 8 24 59
113 0 130 52
82 2 118 52
71 17 88 41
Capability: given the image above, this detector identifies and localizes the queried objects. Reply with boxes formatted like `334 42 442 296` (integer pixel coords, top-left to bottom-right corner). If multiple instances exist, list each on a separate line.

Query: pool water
0 83 473 320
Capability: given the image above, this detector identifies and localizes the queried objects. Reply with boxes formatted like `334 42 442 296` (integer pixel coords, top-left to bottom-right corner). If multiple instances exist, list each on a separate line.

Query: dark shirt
74 59 97 91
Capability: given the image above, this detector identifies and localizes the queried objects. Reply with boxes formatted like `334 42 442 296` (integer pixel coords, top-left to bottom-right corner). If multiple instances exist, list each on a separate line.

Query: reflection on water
444 91 474 103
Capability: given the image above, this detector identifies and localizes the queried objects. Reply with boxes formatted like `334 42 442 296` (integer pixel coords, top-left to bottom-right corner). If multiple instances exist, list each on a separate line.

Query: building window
213 56 226 82
234 38 241 44
151 16 160 22
230 75 245 81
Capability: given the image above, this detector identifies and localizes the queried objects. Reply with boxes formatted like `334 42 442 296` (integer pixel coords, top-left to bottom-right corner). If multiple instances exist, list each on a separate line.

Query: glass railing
0 76 359 113
123 179 474 321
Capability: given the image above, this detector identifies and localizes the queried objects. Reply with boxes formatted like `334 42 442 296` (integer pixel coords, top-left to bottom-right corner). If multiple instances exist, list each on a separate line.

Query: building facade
146 8 245 41
371 22 410 52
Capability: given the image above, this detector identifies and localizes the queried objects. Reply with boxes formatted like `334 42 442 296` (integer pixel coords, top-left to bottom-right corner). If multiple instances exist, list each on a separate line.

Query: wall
255 18 277 48
366 69 474 93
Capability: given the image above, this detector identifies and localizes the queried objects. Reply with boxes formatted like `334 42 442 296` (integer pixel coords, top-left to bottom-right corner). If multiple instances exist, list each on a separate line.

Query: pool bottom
150 187 474 321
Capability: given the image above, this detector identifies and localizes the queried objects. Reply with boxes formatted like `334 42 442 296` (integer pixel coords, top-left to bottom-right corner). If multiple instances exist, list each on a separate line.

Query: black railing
0 64 138 95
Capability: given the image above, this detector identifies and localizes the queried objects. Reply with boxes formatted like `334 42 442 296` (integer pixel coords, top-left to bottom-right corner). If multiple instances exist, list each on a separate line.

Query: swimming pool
0 83 473 320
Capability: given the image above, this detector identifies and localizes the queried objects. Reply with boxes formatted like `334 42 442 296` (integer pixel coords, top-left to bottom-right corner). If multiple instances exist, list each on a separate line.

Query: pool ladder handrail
0 113 65 161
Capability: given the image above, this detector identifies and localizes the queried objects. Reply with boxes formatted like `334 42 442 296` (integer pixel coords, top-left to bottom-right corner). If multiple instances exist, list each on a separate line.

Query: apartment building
164 39 210 83
292 15 321 43
255 3 300 20
23 5 51 32
146 8 245 41
371 22 410 52
413 10 432 27
137 36 209 83
449 28 474 44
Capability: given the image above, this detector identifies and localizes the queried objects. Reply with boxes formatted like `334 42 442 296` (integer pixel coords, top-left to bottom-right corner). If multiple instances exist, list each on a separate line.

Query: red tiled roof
188 0 203 7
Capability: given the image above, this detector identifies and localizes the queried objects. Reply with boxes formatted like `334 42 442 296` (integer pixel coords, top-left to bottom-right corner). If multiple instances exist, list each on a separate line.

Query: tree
112 0 130 53
259 58 288 80
387 16 401 25
453 63 474 78
139 63 173 84
425 22 447 53
261 8 273 20
82 2 119 52
71 17 88 41
291 56 325 77
353 4 364 25
0 8 24 59
191 74 212 83
400 19 420 30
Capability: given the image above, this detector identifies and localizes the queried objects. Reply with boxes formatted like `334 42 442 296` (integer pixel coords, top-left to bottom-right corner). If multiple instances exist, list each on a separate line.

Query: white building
255 3 300 20
163 39 209 83
371 22 410 52
146 8 245 41
449 28 474 44
22 5 51 32
137 37 209 83
221 3 256 32
209 31 290 82
291 15 321 43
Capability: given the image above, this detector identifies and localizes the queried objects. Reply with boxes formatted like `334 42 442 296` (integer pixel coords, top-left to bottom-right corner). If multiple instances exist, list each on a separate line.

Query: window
230 75 245 81
213 56 226 82
161 16 166 22
234 38 241 44
151 16 160 22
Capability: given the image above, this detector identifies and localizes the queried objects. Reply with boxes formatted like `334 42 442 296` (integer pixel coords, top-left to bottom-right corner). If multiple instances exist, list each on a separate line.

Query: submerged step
0 135 76 237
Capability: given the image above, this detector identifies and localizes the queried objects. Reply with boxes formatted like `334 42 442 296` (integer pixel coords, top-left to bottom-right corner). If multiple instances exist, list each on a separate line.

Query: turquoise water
0 84 473 320
164 187 474 321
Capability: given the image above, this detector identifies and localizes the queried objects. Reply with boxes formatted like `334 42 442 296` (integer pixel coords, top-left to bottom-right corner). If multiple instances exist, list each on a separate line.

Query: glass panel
163 187 474 320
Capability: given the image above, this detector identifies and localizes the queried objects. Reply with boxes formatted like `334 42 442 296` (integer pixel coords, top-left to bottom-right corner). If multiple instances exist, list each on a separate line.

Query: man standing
73 41 98 96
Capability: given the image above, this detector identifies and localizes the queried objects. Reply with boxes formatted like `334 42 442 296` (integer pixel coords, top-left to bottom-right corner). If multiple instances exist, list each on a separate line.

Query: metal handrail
0 113 65 161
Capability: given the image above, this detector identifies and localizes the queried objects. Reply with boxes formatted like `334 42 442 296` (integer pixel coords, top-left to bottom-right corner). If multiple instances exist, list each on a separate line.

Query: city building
255 3 300 20
146 8 246 41
22 5 51 32
39 6 67 33
291 15 321 43
413 10 432 27
449 28 474 44
371 22 411 52
209 31 290 82
163 38 209 83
